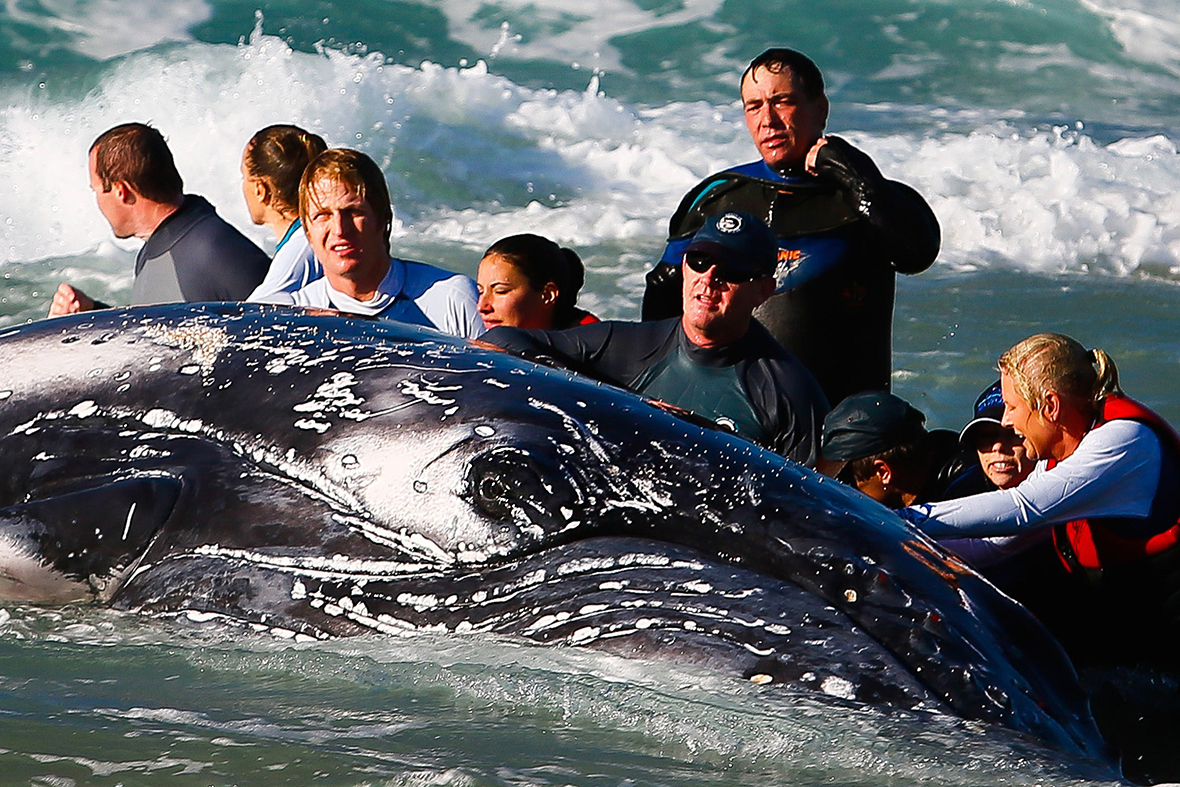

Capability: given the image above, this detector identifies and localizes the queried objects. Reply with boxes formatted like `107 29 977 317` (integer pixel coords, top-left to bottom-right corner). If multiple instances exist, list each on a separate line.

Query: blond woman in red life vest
902 333 1180 668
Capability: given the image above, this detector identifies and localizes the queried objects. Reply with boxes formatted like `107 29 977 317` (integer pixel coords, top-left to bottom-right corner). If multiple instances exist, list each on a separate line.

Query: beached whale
0 304 1106 761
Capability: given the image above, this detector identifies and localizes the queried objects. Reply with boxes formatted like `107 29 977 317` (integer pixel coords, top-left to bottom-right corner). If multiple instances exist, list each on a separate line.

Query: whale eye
466 446 577 538
469 449 543 521
477 475 512 509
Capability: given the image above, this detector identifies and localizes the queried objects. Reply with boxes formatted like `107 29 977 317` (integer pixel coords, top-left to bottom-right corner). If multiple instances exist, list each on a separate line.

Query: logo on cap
715 213 743 234
979 389 1003 411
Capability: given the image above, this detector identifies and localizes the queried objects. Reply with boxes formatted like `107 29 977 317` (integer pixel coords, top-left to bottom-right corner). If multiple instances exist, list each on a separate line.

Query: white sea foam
1 26 1178 286
4 0 210 61
850 124 1180 276
436 0 727 74
1078 0 1180 76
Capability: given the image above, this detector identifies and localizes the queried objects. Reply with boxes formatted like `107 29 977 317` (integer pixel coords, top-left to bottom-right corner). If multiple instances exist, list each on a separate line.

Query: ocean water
0 0 1177 784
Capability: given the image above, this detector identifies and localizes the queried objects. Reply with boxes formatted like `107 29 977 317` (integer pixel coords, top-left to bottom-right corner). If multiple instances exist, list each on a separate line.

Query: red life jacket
1051 395 1180 571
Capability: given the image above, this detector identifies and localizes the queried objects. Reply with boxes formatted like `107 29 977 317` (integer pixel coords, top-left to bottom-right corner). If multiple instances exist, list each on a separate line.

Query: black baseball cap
821 391 927 462
684 211 778 281
959 381 1004 444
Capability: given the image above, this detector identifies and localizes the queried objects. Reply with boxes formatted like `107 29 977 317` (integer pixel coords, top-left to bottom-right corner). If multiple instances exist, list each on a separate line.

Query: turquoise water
1 0 1178 783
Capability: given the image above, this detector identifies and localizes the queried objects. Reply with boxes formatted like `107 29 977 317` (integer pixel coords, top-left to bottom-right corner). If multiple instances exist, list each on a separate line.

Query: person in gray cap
484 211 829 467
819 391 967 507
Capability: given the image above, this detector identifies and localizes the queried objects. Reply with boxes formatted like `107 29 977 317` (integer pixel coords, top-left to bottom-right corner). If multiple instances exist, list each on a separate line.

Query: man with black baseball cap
819 391 967 507
485 211 829 466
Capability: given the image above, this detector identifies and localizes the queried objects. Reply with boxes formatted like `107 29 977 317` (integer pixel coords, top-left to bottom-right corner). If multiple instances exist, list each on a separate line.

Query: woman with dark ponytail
476 234 598 330
903 332 1180 667
241 124 328 301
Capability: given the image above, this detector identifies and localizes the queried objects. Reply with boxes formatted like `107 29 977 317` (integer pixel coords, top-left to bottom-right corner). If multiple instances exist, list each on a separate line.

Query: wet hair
298 148 393 255
244 125 327 217
741 48 826 100
482 234 586 327
998 333 1122 419
89 123 183 203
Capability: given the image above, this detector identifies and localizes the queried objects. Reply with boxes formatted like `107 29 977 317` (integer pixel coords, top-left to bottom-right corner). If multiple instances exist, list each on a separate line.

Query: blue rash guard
247 219 323 302
131 195 270 305
484 317 829 467
643 153 940 406
262 257 485 340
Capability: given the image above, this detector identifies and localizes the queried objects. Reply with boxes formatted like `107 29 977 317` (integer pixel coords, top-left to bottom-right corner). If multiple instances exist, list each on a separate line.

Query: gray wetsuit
132 195 270 305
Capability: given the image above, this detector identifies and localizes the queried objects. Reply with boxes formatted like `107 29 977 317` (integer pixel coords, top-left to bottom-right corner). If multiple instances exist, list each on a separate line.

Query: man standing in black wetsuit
49 122 269 316
485 211 829 467
642 48 940 406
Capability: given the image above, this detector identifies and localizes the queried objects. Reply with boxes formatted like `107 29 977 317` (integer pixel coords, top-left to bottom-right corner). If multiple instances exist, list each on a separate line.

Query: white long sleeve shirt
905 419 1162 539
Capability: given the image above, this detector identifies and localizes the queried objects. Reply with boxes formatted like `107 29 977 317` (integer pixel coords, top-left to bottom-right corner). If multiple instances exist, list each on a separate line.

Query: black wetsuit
484 318 829 466
919 429 976 503
643 142 940 406
132 195 270 305
940 463 998 499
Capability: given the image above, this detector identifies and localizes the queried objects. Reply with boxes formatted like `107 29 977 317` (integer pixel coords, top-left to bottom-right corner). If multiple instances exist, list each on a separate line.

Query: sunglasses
970 423 1020 449
684 253 762 284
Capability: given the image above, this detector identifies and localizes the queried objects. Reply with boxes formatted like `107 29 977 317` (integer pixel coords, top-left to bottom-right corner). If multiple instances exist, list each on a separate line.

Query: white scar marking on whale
293 373 365 415
523 611 573 634
179 610 321 642
326 514 455 564
395 592 443 612
395 379 461 410
301 583 455 636
141 409 203 433
190 545 442 580
122 503 137 542
290 374 463 432
68 400 98 418
821 676 857 700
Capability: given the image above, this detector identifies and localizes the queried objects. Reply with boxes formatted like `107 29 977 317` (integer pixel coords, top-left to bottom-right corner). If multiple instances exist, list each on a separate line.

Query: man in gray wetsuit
49 122 269 316
485 211 829 467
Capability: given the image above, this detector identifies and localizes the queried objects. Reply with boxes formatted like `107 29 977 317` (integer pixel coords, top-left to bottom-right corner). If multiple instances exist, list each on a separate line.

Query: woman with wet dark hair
241 124 328 301
476 233 597 330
